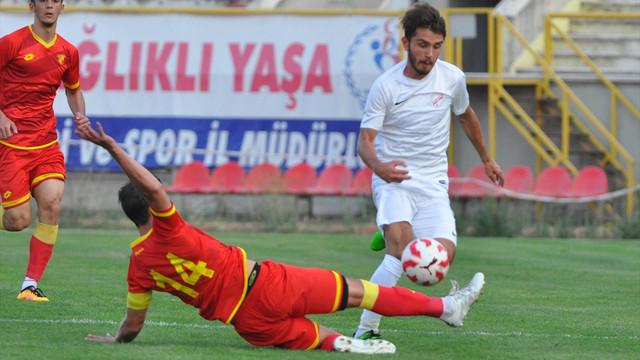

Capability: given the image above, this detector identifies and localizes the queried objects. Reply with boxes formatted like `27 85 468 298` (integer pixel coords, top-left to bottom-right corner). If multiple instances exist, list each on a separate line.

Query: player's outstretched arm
65 87 87 122
86 308 148 343
75 121 171 211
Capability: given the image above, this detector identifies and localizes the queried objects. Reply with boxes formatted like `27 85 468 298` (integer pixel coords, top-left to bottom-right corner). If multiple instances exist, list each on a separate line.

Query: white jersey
360 59 469 196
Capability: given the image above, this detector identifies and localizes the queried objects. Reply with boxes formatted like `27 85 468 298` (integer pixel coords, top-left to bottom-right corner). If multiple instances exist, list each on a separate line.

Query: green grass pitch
1 229 638 359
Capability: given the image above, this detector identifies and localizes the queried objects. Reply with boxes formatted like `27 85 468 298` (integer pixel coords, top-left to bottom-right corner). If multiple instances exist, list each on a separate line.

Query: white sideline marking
1 318 638 340
1 318 228 329
380 328 639 340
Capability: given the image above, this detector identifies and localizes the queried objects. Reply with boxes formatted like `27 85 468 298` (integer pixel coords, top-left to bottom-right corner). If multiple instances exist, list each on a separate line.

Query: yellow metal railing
493 12 637 214
438 8 496 162
545 13 640 129
543 13 638 214
441 8 496 74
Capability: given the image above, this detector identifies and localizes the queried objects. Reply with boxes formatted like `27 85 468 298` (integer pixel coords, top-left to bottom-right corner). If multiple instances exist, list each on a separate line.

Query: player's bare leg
0 202 33 231
435 237 457 263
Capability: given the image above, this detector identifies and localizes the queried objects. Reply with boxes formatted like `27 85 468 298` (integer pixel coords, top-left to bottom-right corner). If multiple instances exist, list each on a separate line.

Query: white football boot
333 335 396 354
441 272 485 327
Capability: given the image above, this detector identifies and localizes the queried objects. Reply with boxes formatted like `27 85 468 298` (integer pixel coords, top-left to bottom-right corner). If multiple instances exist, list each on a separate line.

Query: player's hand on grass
85 333 116 343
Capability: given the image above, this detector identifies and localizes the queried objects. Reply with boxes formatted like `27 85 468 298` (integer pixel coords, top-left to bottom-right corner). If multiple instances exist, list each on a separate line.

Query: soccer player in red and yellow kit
78 121 485 354
0 0 91 301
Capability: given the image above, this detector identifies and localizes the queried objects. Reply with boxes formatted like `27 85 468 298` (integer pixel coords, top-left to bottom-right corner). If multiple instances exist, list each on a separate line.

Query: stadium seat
447 164 463 197
346 167 374 195
503 165 535 196
165 161 209 193
569 166 608 197
311 163 353 195
206 161 246 193
533 165 572 197
458 165 499 197
283 162 318 195
244 162 285 194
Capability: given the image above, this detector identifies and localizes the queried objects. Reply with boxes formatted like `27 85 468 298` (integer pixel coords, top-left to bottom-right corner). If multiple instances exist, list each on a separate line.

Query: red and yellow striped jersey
127 204 249 324
0 25 80 149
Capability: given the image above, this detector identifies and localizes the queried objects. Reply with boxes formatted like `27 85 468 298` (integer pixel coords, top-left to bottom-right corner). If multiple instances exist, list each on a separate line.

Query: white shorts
373 182 457 246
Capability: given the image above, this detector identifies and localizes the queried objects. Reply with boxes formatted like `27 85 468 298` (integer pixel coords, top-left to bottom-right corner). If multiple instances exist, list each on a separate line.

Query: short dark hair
118 182 150 227
402 2 446 41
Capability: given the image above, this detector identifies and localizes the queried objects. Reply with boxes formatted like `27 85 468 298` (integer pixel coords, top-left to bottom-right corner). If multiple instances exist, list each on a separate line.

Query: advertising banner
1 9 402 171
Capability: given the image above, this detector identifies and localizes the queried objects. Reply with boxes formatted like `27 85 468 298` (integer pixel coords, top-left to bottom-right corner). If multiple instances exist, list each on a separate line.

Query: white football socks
21 277 37 291
354 254 403 338
440 295 454 319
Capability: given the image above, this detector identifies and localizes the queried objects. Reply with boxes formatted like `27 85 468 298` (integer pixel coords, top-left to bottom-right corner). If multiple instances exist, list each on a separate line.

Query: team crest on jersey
344 18 401 110
431 93 445 107
3 191 11 199
57 54 66 65
24 53 34 61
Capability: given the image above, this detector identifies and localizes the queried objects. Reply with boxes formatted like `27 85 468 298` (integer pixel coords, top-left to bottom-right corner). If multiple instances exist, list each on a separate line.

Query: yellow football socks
33 221 58 245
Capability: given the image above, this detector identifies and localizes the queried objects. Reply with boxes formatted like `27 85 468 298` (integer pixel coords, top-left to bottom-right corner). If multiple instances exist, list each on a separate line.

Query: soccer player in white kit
353 2 504 340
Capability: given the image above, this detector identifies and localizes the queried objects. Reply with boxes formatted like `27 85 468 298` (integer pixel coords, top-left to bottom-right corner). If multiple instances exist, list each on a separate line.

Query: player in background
354 2 504 340
77 120 485 354
0 0 90 301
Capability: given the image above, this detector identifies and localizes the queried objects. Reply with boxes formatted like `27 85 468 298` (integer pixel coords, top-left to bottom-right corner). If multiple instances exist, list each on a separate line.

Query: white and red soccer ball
401 238 450 286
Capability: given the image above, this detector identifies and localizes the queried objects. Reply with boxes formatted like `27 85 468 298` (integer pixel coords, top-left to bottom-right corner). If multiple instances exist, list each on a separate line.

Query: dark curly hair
118 182 150 227
402 2 446 41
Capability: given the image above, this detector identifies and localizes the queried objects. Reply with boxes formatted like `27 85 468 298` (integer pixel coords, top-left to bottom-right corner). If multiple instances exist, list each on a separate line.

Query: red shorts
0 142 66 209
231 260 347 350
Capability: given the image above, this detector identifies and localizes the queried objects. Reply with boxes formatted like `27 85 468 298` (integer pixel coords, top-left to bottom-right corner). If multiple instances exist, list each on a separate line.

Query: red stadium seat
533 166 572 197
503 165 535 196
459 165 498 197
206 161 246 193
165 161 209 193
283 162 318 195
244 162 285 194
569 166 608 197
312 163 353 195
447 164 463 197
346 167 374 195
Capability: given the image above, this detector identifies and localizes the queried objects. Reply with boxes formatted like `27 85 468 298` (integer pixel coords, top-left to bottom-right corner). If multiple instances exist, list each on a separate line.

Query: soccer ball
401 238 450 286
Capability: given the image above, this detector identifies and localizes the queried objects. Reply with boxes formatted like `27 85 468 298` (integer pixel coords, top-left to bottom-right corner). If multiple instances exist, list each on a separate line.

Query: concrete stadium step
516 66 640 82
547 48 640 68
581 0 640 12
552 33 640 52
568 17 640 33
